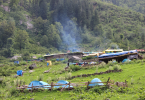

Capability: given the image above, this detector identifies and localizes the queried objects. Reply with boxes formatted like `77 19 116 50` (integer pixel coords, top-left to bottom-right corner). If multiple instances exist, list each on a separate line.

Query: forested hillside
102 0 145 14
0 0 145 58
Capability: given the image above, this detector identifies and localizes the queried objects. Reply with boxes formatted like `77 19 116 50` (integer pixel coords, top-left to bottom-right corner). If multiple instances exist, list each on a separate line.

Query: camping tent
89 78 104 87
17 70 23 76
27 81 50 90
54 80 73 89
68 56 82 62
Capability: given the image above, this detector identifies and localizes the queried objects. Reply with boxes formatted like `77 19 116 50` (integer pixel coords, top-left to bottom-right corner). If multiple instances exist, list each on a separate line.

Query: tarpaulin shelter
99 50 138 58
122 59 131 63
17 70 23 76
14 61 19 64
54 80 73 89
56 58 65 61
27 81 50 90
99 50 139 63
68 56 82 62
89 78 104 87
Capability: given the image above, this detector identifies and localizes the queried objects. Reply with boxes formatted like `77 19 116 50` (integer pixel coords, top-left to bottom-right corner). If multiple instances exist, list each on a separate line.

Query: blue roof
89 78 104 87
54 80 73 89
99 50 138 58
27 81 50 90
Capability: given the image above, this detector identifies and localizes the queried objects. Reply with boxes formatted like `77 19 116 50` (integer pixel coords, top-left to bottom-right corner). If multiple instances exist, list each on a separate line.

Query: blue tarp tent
54 80 73 89
17 70 23 76
56 58 65 61
89 78 104 87
14 61 19 64
122 59 131 63
27 81 50 90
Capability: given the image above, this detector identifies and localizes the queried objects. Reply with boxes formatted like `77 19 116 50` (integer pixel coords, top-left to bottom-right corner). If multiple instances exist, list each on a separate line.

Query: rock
29 70 34 73
29 63 37 70
44 70 50 73
44 68 51 73
14 75 19 78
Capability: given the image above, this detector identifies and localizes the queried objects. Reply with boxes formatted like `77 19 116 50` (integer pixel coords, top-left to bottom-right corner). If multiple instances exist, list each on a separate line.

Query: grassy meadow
1 59 145 100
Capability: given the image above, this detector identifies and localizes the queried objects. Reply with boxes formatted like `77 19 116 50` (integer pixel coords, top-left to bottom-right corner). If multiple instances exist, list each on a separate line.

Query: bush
108 66 113 70
62 59 68 63
51 59 56 62
38 74 43 81
65 72 72 79
98 62 106 68
113 65 121 71
22 52 31 60
20 61 27 65
10 86 18 96
69 65 81 71
54 62 60 65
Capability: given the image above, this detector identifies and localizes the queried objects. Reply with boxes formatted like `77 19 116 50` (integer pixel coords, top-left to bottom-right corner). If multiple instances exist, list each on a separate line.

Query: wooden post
106 77 110 88
50 82 53 91
87 81 90 90
125 80 127 87
31 83 33 92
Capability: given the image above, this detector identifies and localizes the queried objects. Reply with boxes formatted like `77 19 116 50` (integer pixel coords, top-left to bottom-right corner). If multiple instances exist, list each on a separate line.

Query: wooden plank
60 83 68 92
87 81 90 89
106 77 110 87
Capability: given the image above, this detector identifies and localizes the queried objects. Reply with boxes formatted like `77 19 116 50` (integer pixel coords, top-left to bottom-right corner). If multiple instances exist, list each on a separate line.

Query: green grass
1 60 145 100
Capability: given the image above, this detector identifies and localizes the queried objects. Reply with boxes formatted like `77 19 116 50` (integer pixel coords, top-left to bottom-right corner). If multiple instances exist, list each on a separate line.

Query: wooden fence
17 78 112 92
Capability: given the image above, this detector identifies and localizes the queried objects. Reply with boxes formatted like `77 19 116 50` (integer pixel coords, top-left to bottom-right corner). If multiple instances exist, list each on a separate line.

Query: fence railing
17 78 112 92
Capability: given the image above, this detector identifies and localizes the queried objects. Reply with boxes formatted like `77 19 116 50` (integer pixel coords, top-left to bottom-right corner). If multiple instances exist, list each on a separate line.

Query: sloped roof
68 56 82 62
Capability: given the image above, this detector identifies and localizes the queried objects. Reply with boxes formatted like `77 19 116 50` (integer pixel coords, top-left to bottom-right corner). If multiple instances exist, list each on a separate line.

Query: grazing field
1 59 145 100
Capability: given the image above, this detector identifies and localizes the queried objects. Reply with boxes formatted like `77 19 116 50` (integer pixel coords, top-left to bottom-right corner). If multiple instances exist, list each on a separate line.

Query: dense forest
0 0 145 58
102 0 145 14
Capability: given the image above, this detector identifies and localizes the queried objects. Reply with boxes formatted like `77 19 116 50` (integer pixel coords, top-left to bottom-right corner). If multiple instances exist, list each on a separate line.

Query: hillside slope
0 0 145 58
101 0 145 14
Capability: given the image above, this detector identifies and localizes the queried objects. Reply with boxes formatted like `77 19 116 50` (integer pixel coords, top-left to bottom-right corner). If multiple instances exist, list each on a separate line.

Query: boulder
14 75 19 78
29 63 37 70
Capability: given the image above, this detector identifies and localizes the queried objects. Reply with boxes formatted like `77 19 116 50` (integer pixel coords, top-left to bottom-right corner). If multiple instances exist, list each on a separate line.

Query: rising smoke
55 15 81 52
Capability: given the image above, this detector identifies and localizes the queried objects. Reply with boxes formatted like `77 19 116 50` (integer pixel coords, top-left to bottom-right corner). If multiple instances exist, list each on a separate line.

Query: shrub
92 86 104 94
38 74 43 81
65 72 72 79
113 65 121 71
54 62 60 65
47 77 52 83
20 61 27 65
69 65 81 71
10 86 17 96
58 76 65 80
22 52 31 60
62 59 68 63
51 59 56 62
98 62 106 68
108 66 113 70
